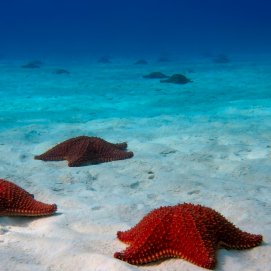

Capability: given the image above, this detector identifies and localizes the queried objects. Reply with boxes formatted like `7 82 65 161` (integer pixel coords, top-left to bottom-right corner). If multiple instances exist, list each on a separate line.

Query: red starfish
0 179 57 216
114 203 262 269
34 136 134 167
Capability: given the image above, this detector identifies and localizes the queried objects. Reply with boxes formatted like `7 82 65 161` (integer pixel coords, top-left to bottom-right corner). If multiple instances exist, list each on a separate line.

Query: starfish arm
169 205 217 269
99 150 134 162
217 215 263 249
115 224 171 265
34 137 80 161
117 207 170 244
115 207 176 264
34 152 65 161
114 244 166 265
115 247 211 267
91 138 133 162
117 230 138 244
66 138 114 166
68 159 83 167
113 142 128 150
3 201 57 216
175 236 217 269
68 145 133 166
68 137 133 166
65 138 96 166
67 155 97 167
0 179 57 216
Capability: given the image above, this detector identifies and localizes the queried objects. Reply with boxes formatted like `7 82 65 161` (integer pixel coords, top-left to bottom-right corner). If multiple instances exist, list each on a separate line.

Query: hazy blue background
0 0 270 58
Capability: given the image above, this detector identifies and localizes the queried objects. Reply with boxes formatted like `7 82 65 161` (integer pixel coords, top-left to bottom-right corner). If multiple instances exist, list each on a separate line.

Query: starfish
0 179 57 216
142 72 169 79
160 73 192 84
114 203 262 269
35 136 134 167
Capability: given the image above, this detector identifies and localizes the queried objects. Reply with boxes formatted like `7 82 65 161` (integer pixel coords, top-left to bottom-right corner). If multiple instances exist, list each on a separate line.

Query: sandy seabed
0 56 270 271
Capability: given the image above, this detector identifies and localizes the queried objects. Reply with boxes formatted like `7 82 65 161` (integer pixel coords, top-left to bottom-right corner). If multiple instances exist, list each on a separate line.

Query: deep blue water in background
0 0 271 58
1 0 271 129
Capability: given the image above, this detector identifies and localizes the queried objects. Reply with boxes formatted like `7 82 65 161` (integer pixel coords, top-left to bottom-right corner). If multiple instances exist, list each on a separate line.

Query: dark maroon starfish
34 136 134 167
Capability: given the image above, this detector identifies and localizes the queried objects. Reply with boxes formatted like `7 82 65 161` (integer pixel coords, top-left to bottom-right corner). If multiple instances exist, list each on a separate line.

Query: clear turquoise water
1 55 271 131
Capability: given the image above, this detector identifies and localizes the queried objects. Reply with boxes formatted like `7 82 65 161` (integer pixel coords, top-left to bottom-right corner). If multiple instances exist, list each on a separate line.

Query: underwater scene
0 0 271 270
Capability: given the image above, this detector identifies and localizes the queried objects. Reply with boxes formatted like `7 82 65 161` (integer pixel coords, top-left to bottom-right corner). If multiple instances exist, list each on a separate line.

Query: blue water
0 0 271 57
0 0 271 127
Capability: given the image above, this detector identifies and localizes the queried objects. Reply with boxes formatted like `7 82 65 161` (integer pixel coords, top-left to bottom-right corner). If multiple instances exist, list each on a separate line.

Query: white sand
0 57 270 271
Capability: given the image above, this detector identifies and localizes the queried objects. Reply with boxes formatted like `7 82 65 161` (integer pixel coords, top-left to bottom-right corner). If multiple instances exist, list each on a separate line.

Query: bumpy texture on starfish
114 203 262 269
0 179 57 216
35 136 134 167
